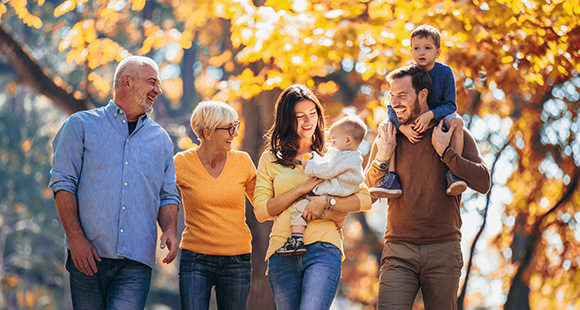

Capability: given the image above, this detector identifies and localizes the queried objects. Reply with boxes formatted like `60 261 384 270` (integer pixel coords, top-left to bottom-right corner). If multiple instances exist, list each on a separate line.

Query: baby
276 115 367 256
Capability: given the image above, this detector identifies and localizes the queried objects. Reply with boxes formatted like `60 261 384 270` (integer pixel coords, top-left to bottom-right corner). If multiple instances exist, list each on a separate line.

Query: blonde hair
190 100 238 139
331 115 367 144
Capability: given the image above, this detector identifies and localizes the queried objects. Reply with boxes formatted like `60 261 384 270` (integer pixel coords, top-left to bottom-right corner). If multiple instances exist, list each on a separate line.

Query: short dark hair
410 24 441 49
387 64 433 95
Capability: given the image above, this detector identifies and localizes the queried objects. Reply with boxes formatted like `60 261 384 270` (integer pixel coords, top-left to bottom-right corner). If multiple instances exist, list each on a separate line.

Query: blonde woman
174 101 256 310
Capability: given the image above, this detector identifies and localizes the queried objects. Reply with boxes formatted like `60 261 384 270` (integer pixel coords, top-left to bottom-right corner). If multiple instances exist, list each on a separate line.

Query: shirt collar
105 100 148 122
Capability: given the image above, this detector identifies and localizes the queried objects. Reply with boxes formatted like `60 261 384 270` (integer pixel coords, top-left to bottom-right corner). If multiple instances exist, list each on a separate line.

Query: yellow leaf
131 0 146 11
361 68 374 81
54 0 75 17
502 55 514 63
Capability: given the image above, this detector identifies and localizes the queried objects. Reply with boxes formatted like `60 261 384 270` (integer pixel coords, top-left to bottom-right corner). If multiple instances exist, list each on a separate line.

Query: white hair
113 56 159 90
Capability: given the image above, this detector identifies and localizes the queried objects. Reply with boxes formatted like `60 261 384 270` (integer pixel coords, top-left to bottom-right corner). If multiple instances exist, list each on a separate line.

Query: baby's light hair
190 100 238 139
331 115 367 144
410 24 441 49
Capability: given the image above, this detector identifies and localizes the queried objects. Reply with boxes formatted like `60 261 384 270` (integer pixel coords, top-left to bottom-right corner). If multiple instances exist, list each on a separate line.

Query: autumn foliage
0 0 579 309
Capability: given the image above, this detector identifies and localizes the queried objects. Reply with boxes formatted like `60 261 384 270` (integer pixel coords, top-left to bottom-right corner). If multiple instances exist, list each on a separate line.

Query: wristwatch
325 195 336 210
373 158 388 170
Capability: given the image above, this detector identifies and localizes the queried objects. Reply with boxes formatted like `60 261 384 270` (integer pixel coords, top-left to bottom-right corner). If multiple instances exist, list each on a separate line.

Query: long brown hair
264 84 326 168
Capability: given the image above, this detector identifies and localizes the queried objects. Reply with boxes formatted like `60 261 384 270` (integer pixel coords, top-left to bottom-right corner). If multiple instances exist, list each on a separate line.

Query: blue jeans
268 242 342 310
179 249 252 310
66 250 152 310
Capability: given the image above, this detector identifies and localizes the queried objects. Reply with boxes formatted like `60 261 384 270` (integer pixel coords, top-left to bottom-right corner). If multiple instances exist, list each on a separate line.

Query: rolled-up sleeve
49 115 84 196
253 153 275 222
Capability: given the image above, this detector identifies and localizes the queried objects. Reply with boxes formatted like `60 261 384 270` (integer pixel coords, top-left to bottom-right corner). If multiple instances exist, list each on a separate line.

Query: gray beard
133 88 152 114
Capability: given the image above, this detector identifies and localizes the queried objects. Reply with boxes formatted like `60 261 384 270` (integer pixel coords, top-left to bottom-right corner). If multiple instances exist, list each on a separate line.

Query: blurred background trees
1 0 579 309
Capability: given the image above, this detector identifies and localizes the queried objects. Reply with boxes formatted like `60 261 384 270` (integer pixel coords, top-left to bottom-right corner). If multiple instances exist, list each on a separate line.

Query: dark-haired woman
254 84 372 309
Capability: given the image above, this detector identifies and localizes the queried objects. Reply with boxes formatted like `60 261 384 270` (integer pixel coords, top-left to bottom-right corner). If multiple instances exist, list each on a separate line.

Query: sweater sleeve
354 184 372 211
304 152 353 180
431 65 457 120
242 152 257 205
364 138 389 188
442 128 491 194
253 152 275 222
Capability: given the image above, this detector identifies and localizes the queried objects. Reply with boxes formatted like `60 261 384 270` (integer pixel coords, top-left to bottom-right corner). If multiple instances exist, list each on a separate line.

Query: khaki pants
377 241 463 310
290 198 309 227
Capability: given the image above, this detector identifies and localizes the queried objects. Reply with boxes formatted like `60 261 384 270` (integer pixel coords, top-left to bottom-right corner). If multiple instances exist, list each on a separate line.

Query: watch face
379 162 388 170
330 198 336 206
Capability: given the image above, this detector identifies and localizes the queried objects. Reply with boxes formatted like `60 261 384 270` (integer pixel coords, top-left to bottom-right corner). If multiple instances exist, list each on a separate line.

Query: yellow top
254 151 372 260
174 148 256 255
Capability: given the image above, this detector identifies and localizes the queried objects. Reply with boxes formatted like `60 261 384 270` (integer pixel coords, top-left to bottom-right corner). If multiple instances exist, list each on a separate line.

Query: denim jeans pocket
315 242 340 252
180 249 205 261
233 253 252 264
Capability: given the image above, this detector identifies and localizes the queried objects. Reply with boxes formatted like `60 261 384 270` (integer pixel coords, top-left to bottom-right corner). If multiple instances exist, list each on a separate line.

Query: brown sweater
365 127 491 244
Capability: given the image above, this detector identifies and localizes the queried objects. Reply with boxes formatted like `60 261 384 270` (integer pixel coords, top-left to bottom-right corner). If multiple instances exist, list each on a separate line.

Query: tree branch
457 135 513 309
0 24 90 115
504 169 580 310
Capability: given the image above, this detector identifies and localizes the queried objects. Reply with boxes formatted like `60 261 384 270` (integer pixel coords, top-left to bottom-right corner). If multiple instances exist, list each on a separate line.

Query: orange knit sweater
174 148 256 255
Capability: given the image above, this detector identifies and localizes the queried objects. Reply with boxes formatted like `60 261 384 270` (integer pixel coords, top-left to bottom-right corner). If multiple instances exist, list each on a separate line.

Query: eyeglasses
216 120 240 136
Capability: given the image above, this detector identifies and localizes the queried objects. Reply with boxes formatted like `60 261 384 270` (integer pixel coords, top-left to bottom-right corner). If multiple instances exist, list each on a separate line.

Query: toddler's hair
332 116 367 144
410 24 441 49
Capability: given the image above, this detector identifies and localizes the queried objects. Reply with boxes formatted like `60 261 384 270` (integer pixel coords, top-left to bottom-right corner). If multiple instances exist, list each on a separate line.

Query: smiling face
131 64 162 114
388 75 425 124
410 36 441 72
213 120 239 151
294 99 319 143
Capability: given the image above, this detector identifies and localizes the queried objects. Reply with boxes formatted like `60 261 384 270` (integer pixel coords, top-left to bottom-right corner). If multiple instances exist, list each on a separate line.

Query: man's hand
399 123 422 144
302 195 326 221
432 120 456 156
160 231 178 264
414 111 434 133
375 122 397 161
69 237 101 276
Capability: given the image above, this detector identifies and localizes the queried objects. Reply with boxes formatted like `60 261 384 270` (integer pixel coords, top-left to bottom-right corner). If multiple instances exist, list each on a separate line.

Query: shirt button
126 139 129 142
125 162 128 165
122 206 126 210
124 182 128 186
114 113 117 116
122 120 126 123
120 229 124 233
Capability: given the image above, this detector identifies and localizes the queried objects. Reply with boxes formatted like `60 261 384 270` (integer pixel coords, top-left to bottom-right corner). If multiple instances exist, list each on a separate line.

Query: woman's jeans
179 249 252 310
66 250 152 310
268 242 342 310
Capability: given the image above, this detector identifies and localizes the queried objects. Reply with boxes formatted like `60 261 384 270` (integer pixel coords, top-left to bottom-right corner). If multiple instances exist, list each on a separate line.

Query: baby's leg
290 199 308 233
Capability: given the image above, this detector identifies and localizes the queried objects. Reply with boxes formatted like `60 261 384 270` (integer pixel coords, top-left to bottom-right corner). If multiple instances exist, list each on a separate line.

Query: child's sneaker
275 237 306 256
370 171 403 199
445 171 467 196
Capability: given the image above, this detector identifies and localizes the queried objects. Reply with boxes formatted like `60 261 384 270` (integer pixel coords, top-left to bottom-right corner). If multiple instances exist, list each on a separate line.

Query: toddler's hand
414 111 434 133
399 123 422 144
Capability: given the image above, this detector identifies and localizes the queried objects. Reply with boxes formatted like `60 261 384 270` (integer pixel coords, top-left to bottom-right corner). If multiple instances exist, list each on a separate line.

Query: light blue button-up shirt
49 101 180 268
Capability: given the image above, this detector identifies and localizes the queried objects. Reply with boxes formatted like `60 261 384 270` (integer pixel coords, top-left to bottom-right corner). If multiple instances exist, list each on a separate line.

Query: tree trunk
0 24 90 114
243 89 278 309
504 171 579 310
